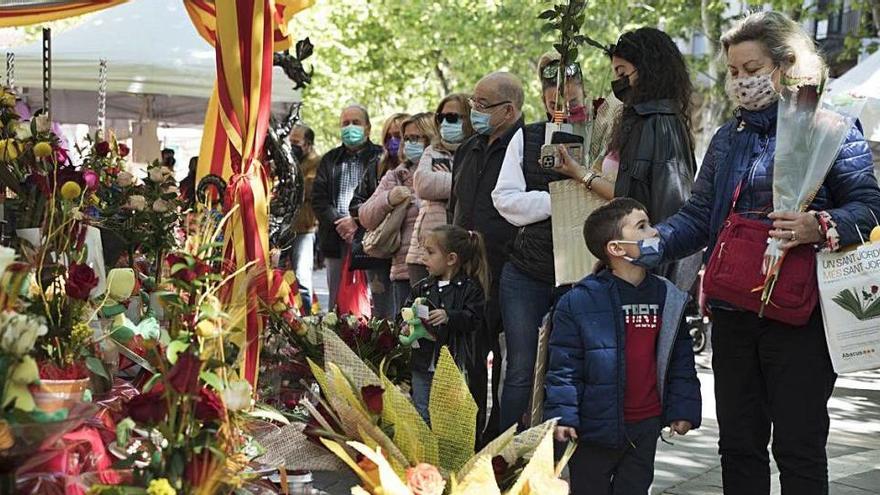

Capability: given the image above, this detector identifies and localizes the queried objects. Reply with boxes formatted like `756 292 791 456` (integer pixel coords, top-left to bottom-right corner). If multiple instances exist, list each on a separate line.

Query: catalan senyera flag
0 0 129 27
184 0 312 388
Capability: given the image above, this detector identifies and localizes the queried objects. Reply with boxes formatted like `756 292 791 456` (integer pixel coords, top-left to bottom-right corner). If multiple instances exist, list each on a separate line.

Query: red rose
492 455 509 480
356 321 372 342
339 325 356 348
166 351 201 395
194 387 225 422
377 330 396 353
118 143 130 158
126 387 167 424
66 262 99 300
95 141 111 157
361 385 384 415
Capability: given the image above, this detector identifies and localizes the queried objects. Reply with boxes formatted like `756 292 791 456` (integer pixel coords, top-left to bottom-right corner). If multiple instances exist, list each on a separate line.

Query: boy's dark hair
583 197 647 264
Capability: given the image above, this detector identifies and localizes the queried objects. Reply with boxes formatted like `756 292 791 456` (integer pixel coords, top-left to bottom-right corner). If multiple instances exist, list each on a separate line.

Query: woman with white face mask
407 94 475 284
635 11 880 495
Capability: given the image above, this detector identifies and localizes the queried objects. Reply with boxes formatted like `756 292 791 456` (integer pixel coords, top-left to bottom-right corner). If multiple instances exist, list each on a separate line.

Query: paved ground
309 269 880 494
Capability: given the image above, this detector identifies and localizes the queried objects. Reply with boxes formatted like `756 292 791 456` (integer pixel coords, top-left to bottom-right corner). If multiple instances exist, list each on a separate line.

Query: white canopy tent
4 0 301 127
825 49 880 143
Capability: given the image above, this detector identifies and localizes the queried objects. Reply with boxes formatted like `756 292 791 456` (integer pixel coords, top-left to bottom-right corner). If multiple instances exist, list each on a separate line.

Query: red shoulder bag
702 184 818 326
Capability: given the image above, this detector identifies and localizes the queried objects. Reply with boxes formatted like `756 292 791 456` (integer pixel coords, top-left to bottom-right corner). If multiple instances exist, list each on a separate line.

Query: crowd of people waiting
284 11 880 495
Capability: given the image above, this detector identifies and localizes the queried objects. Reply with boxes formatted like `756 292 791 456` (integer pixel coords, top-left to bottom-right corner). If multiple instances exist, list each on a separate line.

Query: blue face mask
403 141 425 163
470 108 494 136
341 125 366 147
440 120 465 143
611 237 663 268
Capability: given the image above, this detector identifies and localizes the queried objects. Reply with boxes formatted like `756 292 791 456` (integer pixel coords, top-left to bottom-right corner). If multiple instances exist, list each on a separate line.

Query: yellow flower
146 478 176 495
60 181 82 201
0 139 19 161
0 420 14 450
33 141 53 158
871 226 880 243
71 322 92 348
196 319 221 339
0 92 15 107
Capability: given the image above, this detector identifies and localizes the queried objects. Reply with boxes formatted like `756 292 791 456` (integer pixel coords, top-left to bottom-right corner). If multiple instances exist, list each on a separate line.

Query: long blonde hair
721 11 826 89
378 112 409 177
433 93 474 147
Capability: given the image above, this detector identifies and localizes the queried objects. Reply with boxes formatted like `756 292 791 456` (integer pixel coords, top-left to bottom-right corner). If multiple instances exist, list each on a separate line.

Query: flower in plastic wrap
66 262 99 300
0 311 48 356
60 180 82 200
221 379 252 411
4 355 39 411
323 312 339 327
116 171 134 187
406 463 446 495
0 139 19 161
152 198 170 212
33 141 53 158
146 478 176 495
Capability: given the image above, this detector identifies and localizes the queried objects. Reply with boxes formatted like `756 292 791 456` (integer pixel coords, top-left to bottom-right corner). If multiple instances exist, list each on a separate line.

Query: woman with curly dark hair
603 27 701 289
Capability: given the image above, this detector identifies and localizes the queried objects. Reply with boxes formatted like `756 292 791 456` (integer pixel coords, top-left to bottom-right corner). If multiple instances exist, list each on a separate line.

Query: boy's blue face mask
610 237 662 268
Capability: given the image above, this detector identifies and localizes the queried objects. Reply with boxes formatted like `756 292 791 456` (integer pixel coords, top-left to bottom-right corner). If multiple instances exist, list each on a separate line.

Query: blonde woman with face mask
633 11 880 495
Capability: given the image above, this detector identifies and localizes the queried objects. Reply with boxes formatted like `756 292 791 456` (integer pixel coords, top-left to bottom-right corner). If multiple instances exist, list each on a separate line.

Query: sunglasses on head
436 113 462 124
541 61 581 81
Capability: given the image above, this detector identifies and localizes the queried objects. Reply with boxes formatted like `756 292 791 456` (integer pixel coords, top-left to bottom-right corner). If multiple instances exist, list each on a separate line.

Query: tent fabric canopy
4 0 300 126
826 49 880 142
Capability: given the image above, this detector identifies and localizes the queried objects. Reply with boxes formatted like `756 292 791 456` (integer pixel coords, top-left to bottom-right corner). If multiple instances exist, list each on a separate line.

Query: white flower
163 185 179 195
0 246 16 279
34 114 51 133
116 171 134 187
152 199 170 212
0 311 48 356
14 122 32 141
126 195 146 211
148 166 173 183
221 380 252 411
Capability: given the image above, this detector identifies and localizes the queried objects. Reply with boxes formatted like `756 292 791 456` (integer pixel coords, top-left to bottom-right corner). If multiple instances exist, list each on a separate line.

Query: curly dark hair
608 27 693 153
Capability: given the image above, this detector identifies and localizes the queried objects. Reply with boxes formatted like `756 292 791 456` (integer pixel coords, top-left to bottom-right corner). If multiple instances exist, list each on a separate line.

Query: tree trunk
433 62 450 96
872 0 880 36
697 0 726 160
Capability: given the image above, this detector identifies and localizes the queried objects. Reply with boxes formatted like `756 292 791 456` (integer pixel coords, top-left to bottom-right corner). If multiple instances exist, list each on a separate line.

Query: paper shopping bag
817 242 880 373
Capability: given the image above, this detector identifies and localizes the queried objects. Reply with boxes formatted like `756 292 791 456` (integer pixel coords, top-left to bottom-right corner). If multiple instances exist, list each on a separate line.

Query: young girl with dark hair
401 225 489 429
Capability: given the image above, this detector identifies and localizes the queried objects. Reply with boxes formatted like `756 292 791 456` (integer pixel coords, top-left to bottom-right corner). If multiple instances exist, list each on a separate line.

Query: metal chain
5 52 13 89
42 28 51 120
97 59 108 134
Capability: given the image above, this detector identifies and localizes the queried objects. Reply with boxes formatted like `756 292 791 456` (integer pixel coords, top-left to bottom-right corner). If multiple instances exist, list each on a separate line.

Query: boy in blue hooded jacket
545 198 701 495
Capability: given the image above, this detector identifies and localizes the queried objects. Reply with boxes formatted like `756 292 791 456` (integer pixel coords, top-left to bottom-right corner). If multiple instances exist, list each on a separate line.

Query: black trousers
712 309 837 495
569 417 662 495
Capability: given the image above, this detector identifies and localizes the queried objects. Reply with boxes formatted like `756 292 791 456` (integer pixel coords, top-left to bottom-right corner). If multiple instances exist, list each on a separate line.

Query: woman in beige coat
406 94 475 282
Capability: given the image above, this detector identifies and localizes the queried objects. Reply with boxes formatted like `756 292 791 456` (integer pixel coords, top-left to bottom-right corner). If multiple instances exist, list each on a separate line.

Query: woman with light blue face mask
406 94 476 284
358 113 438 316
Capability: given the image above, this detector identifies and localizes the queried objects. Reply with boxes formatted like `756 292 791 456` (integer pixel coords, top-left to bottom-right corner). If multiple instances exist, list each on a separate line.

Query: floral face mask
725 67 779 112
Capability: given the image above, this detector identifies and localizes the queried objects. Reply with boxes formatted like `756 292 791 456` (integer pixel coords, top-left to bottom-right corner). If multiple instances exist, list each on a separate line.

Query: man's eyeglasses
436 113 462 124
468 97 511 112
541 61 581 81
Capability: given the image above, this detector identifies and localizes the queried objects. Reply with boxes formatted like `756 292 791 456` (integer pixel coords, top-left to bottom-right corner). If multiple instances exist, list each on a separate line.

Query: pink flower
83 170 99 191
405 463 445 495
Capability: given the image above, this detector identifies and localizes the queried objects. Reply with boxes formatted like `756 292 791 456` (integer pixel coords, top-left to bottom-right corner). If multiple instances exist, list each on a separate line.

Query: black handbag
348 227 391 271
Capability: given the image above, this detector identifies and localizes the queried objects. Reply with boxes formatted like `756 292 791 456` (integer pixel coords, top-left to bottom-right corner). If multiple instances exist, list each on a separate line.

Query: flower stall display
298 327 573 494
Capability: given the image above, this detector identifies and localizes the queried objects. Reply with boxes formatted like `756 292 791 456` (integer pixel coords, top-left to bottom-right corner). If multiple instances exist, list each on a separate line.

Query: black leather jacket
311 141 382 258
403 274 486 374
613 99 700 290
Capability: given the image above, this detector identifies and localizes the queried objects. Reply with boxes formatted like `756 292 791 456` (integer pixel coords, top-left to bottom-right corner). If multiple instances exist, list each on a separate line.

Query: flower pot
32 378 90 413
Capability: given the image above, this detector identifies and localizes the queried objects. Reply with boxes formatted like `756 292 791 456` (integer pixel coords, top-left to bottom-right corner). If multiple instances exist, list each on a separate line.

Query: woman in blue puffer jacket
639 11 880 495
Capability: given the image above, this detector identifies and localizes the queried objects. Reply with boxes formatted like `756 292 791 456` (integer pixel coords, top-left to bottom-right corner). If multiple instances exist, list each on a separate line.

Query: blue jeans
411 369 433 424
289 233 315 307
499 262 555 430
